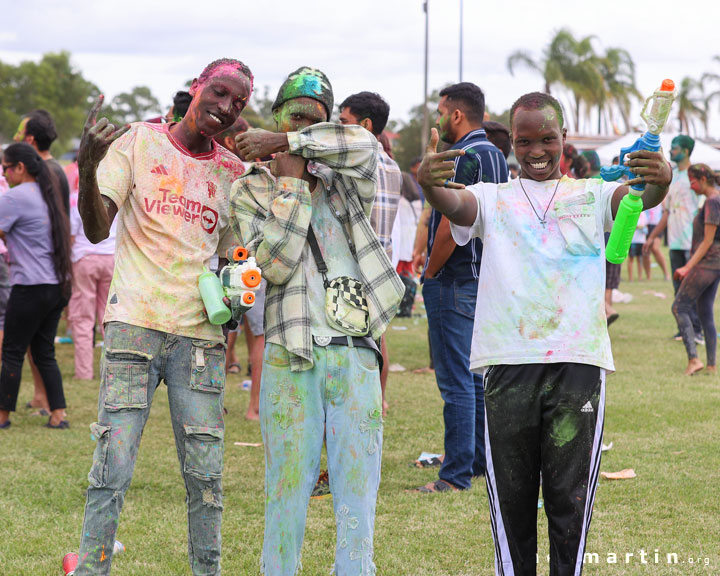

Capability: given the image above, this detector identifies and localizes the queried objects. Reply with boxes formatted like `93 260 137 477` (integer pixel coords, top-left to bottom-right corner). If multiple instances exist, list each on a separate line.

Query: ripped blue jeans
76 322 226 576
260 342 382 576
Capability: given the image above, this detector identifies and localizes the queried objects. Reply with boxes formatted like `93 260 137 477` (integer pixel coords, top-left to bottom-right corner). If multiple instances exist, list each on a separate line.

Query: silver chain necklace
518 177 561 228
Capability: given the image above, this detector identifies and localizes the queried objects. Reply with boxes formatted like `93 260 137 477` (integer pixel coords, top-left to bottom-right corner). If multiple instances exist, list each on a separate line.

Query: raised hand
78 95 131 170
417 128 466 191
235 129 288 161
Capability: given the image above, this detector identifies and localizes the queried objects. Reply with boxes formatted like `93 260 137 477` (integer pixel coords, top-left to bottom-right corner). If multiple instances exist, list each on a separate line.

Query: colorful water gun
601 79 676 264
199 246 262 325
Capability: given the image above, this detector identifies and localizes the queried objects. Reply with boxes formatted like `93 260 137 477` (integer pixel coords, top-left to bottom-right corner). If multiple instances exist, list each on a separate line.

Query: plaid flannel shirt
230 123 405 371
371 145 403 259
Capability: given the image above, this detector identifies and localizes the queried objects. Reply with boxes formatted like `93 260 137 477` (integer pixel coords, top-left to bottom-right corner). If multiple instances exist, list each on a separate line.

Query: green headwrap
272 66 334 120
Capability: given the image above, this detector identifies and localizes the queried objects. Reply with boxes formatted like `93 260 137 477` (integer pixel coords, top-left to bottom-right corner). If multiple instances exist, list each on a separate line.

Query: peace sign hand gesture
78 95 131 170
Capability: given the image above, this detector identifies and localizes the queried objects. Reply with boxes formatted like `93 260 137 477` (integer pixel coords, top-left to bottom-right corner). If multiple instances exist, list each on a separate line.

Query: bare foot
382 399 389 417
685 358 704 376
245 410 259 421
705 366 716 376
412 366 435 374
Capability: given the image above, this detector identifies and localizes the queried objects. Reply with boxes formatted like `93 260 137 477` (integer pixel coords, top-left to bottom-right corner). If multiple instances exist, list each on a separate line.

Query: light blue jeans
76 322 226 576
260 341 382 576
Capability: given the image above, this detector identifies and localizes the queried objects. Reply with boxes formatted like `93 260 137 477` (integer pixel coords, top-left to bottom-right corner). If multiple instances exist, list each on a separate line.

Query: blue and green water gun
601 79 676 263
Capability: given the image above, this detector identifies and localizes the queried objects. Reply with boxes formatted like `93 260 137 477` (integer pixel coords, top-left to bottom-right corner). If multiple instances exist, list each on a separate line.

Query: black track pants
483 363 605 576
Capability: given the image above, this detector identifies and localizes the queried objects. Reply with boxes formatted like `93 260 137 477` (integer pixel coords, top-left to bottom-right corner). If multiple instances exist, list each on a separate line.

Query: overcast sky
2 0 719 136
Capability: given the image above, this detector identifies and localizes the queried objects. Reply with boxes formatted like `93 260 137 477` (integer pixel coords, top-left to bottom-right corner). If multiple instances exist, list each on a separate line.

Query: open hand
78 95 131 170
624 149 672 189
236 129 288 161
417 128 466 191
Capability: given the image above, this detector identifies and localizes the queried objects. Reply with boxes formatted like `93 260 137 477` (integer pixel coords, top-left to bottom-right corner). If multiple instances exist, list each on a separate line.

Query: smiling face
511 106 566 181
273 97 327 133
185 74 252 138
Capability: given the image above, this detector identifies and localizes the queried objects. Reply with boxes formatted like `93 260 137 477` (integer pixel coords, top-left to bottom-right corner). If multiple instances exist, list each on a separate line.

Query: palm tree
676 77 706 136
507 28 603 133
702 55 720 137
596 48 642 134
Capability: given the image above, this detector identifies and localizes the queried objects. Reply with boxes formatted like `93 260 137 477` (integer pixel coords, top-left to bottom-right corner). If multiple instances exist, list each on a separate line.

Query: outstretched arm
77 95 130 243
611 149 672 219
418 128 478 227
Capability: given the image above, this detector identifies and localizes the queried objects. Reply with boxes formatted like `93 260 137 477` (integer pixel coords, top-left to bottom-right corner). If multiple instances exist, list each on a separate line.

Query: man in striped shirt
417 82 508 493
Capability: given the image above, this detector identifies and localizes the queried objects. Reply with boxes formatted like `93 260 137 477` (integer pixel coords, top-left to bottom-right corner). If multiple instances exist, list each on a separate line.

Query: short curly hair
510 92 565 130
197 58 254 93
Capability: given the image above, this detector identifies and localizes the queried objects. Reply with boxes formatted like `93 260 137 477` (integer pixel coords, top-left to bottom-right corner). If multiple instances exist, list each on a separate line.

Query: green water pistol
602 79 676 263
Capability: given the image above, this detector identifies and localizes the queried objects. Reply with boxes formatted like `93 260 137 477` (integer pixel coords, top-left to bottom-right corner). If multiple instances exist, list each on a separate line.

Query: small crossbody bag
306 225 370 337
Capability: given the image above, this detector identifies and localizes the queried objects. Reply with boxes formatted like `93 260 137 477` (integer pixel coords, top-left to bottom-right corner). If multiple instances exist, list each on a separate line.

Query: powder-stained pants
68 254 114 379
76 322 226 576
483 363 605 576
260 342 382 576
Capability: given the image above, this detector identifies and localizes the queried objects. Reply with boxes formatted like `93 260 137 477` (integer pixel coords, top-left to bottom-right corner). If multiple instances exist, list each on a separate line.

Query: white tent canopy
593 133 720 170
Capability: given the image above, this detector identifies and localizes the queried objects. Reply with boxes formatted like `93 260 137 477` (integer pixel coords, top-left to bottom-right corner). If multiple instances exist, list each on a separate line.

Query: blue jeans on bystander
423 278 485 490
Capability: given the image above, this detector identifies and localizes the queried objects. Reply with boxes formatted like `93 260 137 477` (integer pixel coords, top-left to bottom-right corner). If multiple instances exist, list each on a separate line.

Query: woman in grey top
0 142 72 429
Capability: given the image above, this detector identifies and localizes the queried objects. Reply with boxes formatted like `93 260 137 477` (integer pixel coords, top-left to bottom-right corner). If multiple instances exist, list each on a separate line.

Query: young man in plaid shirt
230 67 404 576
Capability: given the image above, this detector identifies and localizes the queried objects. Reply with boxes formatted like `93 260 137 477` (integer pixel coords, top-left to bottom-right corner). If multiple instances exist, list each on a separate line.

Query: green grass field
0 270 718 575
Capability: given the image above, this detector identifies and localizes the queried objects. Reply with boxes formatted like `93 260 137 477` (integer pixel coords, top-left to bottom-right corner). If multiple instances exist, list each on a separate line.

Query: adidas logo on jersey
581 401 594 413
151 165 169 175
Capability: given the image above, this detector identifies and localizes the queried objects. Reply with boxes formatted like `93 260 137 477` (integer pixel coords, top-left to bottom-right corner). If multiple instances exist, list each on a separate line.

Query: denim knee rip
183 425 224 509
190 340 225 393
88 422 112 487
103 349 152 411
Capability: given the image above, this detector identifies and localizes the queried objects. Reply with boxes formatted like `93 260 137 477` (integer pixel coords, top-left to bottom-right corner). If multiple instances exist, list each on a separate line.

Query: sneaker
673 332 683 341
695 335 705 346
63 552 79 575
310 469 331 500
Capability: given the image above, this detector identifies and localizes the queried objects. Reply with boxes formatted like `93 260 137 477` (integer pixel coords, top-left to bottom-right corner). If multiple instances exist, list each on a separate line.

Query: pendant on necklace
540 220 546 228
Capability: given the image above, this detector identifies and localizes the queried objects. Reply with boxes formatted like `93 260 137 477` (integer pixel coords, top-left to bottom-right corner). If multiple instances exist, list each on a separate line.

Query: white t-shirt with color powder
450 176 620 373
98 122 245 340
666 168 700 251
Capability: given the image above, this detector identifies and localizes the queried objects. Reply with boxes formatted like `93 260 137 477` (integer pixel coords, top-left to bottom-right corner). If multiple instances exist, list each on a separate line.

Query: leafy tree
392 90 441 172
103 86 162 125
241 85 276 131
0 51 99 154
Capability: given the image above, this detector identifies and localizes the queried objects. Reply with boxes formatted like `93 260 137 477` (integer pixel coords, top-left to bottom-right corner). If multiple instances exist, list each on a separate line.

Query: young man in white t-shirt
70 59 253 576
418 92 672 576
